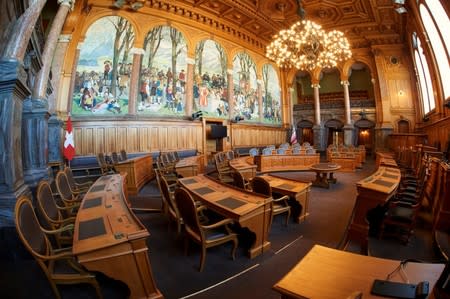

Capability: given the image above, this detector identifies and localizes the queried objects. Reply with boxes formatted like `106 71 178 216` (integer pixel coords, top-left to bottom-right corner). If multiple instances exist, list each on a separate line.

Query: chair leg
231 239 237 260
48 280 62 299
285 210 291 226
199 246 207 272
88 278 104 299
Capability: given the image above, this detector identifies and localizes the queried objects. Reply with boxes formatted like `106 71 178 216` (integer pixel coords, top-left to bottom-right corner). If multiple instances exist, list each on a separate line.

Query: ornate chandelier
266 3 351 71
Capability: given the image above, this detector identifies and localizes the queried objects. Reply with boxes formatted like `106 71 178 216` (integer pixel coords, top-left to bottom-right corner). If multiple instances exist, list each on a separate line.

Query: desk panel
254 154 320 172
175 155 205 178
114 154 154 195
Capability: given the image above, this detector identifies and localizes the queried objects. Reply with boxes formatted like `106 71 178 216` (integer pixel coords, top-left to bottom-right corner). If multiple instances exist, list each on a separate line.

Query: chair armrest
273 195 290 204
201 218 235 230
42 224 75 235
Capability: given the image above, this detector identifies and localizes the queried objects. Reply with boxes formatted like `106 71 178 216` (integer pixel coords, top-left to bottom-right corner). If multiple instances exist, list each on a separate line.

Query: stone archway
324 119 344 146
354 117 375 155
297 119 314 145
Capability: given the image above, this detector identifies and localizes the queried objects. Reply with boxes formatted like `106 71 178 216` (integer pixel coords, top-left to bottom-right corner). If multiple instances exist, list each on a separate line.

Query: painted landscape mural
262 64 282 124
72 16 134 115
138 25 187 115
233 52 258 122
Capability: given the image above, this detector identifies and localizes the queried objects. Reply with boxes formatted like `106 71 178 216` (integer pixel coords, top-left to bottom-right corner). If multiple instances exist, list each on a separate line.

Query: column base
0 184 30 227
343 124 354 147
313 125 325 151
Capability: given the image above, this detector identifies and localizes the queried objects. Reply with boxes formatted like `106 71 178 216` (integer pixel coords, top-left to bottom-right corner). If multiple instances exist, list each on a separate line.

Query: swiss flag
63 114 75 162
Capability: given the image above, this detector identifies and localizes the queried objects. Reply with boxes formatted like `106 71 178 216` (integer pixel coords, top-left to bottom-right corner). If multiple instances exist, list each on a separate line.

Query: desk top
73 174 148 256
178 174 268 218
259 174 311 194
175 155 203 168
273 245 445 299
357 166 401 194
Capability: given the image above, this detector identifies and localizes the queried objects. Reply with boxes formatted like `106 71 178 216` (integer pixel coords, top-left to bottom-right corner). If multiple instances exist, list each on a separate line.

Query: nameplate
82 197 102 209
78 217 106 240
90 184 106 192
216 197 246 210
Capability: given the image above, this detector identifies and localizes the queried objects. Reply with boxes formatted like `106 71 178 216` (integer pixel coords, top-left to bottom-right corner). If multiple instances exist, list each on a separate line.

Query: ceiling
175 0 407 48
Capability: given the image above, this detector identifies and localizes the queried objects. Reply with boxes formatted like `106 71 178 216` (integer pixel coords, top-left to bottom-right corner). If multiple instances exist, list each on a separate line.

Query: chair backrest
120 149 127 161
96 153 110 174
279 143 289 149
64 167 79 193
276 148 286 155
36 180 62 230
306 148 316 155
15 196 51 259
158 171 180 219
174 188 202 238
262 148 273 156
249 148 259 157
232 171 248 190
111 152 120 163
251 176 272 197
292 147 301 154
55 171 75 204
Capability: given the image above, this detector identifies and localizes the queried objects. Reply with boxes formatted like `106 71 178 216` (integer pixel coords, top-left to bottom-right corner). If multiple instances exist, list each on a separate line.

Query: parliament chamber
1 0 450 298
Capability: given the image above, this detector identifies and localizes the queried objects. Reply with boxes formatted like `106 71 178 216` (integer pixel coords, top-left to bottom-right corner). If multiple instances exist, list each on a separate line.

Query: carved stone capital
58 0 75 10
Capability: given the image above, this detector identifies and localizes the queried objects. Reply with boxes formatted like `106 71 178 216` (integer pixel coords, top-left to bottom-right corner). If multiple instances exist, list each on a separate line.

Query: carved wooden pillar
341 79 354 146
312 83 321 126
185 57 195 117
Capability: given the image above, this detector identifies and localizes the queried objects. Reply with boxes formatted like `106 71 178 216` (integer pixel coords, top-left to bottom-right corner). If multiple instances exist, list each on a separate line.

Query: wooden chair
55 171 82 209
14 195 103 299
174 187 238 272
64 166 92 196
96 153 115 175
120 149 127 161
276 148 286 154
249 148 259 157
262 148 273 155
214 153 234 184
232 171 251 191
111 151 121 163
36 180 76 248
251 176 291 227
156 169 183 235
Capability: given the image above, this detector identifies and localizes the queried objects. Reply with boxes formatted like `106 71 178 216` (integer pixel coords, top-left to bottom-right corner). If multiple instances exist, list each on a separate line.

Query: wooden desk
229 156 257 180
175 155 204 178
259 174 311 223
73 174 162 299
178 174 271 258
343 167 401 254
309 163 342 189
114 154 154 195
254 154 320 173
273 245 445 299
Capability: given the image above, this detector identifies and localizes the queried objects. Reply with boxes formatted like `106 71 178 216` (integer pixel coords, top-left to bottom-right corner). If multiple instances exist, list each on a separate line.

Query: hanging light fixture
266 0 352 71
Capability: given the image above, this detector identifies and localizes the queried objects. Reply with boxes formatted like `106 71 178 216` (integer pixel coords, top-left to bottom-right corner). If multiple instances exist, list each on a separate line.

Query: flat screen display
210 125 227 138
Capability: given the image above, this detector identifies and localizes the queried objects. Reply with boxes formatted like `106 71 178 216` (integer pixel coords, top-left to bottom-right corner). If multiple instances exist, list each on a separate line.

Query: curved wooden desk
175 155 204 178
73 174 162 299
178 174 271 259
309 163 342 189
254 154 320 173
229 156 257 180
114 154 154 195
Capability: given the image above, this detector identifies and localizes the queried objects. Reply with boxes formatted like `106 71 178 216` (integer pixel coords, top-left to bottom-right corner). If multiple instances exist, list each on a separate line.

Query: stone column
0 0 49 226
257 79 263 121
49 34 72 113
227 69 234 120
341 80 354 146
312 83 324 151
128 47 144 115
185 57 195 117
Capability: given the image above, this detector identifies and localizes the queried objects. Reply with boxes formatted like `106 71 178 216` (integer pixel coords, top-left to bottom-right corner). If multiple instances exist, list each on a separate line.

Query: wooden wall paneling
105 127 117 154
73 127 83 155
168 127 178 149
117 127 127 152
149 127 158 152
159 127 168 151
95 127 105 155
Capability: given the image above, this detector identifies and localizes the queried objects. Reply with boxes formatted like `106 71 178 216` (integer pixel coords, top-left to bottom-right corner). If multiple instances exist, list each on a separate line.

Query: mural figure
72 16 134 115
233 52 258 122
262 64 282 124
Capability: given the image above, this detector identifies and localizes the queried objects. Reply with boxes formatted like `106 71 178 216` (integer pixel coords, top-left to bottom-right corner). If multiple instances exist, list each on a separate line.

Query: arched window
412 32 435 114
420 1 450 99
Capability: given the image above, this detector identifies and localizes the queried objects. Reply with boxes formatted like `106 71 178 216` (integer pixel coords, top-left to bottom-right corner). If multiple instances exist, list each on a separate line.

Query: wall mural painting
138 25 187 115
233 52 258 122
72 16 134 115
193 39 228 118
262 64 282 124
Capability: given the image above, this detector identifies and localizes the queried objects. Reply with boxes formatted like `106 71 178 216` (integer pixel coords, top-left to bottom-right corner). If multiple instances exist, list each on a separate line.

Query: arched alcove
354 117 375 155
397 119 410 133
324 119 344 146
